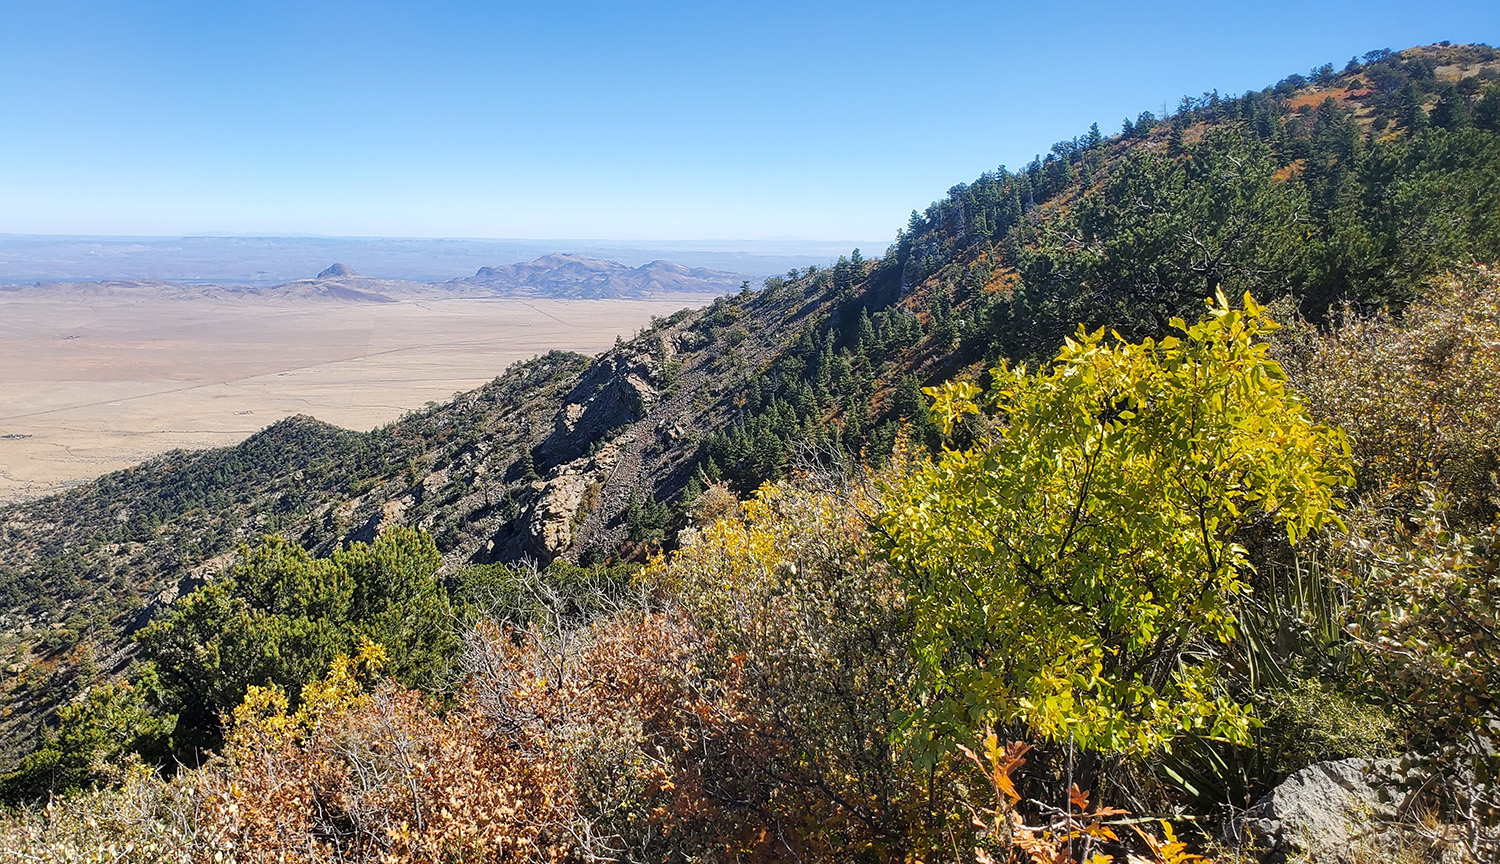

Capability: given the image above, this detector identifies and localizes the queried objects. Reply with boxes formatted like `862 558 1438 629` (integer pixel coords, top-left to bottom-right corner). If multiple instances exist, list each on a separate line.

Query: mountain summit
316 263 358 279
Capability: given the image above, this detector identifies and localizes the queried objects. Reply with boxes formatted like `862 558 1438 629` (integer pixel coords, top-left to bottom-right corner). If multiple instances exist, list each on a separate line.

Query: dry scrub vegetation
4 271 1500 862
0 482 1212 863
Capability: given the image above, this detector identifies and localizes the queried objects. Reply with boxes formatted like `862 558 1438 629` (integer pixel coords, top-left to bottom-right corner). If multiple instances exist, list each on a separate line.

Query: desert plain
0 292 704 504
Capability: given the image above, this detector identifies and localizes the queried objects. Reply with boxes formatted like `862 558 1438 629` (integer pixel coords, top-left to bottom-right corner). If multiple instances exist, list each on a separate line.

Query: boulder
1239 758 1403 862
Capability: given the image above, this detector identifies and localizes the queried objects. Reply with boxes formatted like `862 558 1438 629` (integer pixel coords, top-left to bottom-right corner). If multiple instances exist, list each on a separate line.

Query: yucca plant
1156 551 1397 813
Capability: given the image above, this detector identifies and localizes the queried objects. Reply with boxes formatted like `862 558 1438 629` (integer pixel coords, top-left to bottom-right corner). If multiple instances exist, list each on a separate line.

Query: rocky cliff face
534 349 659 470
522 441 619 560
475 292 803 566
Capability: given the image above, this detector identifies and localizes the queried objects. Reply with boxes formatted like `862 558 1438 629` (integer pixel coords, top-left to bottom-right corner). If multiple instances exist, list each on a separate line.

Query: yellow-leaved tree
880 291 1350 759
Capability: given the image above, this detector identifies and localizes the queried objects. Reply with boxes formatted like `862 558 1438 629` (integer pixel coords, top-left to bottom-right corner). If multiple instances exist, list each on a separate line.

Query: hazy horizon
0 233 890 286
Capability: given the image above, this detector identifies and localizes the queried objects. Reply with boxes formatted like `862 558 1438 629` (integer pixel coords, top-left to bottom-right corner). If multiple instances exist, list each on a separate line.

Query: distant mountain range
0 234 883 286
459 254 747 297
0 254 749 301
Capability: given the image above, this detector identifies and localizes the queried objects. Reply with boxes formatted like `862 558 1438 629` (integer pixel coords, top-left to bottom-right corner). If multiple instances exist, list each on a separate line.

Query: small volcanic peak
317 263 358 279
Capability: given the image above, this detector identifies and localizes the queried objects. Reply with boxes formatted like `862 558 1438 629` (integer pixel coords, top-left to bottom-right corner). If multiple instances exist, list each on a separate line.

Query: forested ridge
2 43 1500 862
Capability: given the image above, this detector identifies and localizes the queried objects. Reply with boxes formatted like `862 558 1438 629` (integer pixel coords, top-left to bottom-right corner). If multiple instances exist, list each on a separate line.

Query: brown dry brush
0 625 1209 864
1272 265 1500 858
203 687 574 861
0 605 876 863
189 609 727 864
1273 265 1500 534
0 477 1225 863
189 475 1200 863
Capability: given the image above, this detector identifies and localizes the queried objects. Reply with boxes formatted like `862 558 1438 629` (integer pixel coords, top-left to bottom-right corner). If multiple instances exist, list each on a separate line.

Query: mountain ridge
2 41 1498 774
459 253 746 298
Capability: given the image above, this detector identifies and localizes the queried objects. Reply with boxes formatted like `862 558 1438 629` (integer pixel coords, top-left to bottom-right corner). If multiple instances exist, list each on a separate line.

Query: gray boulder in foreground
1239 758 1402 862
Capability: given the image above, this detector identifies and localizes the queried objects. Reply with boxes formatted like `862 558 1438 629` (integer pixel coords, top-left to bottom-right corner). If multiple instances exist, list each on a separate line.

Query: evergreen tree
137 527 456 755
855 308 876 356
1432 88 1473 130
1476 86 1500 131
891 375 940 453
516 448 539 482
625 492 671 545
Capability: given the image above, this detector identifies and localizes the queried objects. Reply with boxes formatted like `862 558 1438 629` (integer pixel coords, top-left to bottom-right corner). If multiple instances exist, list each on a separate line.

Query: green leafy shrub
0 673 176 805
880 293 1351 759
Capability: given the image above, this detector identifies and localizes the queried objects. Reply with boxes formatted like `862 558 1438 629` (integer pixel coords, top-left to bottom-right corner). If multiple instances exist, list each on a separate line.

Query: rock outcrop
534 349 658 470
1237 758 1405 863
522 441 621 561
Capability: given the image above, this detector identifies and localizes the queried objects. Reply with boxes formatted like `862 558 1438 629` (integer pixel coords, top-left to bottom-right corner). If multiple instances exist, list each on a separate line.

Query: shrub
0 673 176 805
1273 265 1500 532
1348 503 1500 856
880 292 1350 761
647 476 927 856
137 526 457 755
0 763 203 862
195 609 728 863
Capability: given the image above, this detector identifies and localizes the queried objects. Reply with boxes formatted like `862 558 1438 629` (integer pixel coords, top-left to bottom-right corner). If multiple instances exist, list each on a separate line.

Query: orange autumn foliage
184 612 727 863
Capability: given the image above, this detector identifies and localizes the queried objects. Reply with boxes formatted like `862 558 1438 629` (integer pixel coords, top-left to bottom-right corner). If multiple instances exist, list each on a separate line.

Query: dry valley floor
0 293 703 503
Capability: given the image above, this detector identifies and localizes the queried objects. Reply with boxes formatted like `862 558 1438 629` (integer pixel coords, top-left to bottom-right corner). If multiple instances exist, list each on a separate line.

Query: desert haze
0 290 702 503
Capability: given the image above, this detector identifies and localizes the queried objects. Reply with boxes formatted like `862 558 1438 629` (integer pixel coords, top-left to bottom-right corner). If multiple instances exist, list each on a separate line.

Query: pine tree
891 375 940 453
1432 87 1472 130
516 448 539 482
855 309 876 356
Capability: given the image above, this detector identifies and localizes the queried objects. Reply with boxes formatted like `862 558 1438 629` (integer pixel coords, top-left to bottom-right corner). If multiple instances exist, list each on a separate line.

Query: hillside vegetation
3 43 1500 862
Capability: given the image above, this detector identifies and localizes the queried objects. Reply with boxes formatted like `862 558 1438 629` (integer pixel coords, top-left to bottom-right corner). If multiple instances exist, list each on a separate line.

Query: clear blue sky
2 1 1495 244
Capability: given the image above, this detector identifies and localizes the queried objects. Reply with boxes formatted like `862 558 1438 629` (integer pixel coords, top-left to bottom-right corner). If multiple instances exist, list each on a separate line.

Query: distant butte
317 263 358 279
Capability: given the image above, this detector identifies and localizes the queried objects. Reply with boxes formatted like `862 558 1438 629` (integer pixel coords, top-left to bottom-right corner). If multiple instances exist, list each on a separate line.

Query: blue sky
1 1 1495 244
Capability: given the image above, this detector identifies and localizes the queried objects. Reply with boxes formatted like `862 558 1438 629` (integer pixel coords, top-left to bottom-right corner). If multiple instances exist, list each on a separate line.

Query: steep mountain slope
3 42 1500 766
879 43 1500 362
